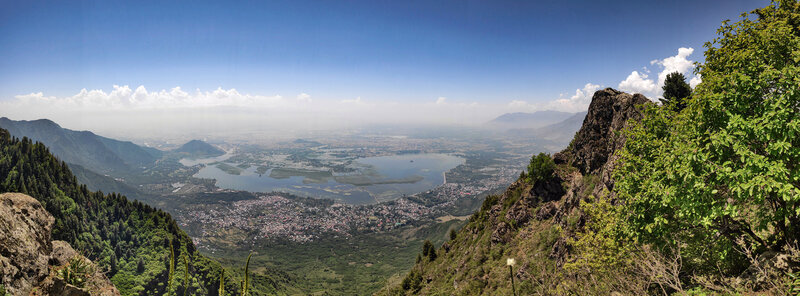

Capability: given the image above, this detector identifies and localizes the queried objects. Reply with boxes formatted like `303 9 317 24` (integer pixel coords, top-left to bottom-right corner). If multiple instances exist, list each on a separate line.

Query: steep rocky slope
0 193 119 296
379 88 651 295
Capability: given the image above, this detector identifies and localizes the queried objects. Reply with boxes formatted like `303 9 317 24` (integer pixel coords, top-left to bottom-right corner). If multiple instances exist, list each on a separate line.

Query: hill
0 128 289 295
174 139 225 157
0 117 162 175
487 111 576 130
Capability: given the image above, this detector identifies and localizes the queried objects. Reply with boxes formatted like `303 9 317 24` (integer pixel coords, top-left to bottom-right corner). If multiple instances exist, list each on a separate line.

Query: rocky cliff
379 88 651 295
0 193 120 296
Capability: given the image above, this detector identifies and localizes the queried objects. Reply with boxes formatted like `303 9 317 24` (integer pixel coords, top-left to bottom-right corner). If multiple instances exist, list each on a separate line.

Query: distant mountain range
509 111 588 144
487 110 577 130
174 139 225 157
0 117 162 175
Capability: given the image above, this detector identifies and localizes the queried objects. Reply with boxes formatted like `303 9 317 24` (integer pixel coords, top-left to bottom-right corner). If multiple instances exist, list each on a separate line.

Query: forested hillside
381 2 800 295
0 128 288 295
0 117 162 175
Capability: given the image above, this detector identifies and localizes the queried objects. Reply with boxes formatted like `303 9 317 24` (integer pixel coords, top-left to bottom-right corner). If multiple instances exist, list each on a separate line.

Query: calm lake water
188 153 465 205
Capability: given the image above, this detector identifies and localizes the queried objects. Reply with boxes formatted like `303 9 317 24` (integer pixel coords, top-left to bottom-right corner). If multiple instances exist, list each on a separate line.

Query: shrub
401 270 423 292
58 256 93 288
526 153 555 185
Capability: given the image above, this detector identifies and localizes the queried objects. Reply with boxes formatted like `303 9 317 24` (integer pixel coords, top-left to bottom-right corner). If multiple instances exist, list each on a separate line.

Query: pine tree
659 71 692 111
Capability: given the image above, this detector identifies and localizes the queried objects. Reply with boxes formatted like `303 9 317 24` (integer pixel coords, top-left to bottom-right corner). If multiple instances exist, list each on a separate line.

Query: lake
188 153 465 204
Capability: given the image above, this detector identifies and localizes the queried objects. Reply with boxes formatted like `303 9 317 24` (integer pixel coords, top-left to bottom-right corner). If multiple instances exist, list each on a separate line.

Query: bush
526 153 555 184
401 270 423 292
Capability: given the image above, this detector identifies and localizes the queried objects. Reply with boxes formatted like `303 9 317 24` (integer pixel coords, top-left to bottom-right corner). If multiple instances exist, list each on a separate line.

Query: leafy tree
659 71 692 111
615 0 800 276
526 153 555 185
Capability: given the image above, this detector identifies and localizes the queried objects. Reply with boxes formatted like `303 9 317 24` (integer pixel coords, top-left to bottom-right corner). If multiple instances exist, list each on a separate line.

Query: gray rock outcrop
0 193 120 296
0 193 54 295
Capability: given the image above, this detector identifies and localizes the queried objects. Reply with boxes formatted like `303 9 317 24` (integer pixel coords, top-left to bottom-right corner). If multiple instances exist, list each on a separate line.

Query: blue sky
1 0 767 99
0 0 770 135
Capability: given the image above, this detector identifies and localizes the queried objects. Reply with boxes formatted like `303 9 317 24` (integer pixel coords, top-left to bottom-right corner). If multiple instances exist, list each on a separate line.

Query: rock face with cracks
0 192 54 295
0 192 119 296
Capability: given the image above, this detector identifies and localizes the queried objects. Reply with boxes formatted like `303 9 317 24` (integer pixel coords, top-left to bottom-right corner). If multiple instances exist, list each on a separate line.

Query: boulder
0 193 120 296
0 193 54 296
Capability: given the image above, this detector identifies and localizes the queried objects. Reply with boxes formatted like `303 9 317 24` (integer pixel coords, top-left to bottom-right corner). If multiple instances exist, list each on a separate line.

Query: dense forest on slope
381 1 800 295
0 128 290 295
0 117 162 175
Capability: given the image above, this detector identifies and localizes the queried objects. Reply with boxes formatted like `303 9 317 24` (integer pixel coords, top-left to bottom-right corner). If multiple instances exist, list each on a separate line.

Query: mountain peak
488 110 576 130
174 139 224 157
554 88 651 175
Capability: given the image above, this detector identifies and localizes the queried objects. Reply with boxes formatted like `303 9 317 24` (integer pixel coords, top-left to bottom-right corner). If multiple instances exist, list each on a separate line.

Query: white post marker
507 258 516 296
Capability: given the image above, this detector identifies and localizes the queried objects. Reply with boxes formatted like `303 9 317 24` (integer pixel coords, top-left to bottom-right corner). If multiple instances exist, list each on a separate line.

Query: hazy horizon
1 0 767 138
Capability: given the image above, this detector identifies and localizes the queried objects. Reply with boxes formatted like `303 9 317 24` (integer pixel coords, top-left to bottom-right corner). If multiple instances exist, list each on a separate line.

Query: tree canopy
615 0 800 275
659 71 692 111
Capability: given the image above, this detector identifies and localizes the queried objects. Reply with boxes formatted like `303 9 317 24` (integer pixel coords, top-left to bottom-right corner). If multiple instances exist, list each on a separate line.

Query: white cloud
655 47 695 87
689 74 702 88
0 86 539 137
296 93 312 103
0 47 706 139
340 97 362 104
618 47 701 99
548 83 602 112
504 83 602 113
618 71 658 95
507 100 529 109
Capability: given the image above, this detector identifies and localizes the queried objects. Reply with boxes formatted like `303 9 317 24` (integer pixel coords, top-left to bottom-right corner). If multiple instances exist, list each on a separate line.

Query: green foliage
0 283 4 296
421 240 437 261
788 272 800 295
58 256 92 288
242 252 252 296
660 71 692 111
401 269 423 293
167 242 175 295
525 153 555 185
219 269 225 296
136 258 145 274
449 228 457 241
565 195 633 274
615 0 800 279
183 255 190 296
